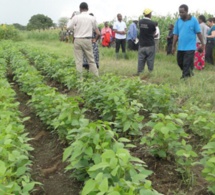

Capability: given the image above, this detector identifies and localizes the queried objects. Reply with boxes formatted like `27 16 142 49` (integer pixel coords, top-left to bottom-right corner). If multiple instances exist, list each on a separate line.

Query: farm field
1 38 215 195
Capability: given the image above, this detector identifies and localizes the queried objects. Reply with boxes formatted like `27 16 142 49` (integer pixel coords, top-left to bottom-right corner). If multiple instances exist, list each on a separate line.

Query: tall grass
21 29 60 41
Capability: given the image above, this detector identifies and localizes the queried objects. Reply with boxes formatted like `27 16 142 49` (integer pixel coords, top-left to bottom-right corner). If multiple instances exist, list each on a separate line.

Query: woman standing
194 15 209 70
205 17 215 65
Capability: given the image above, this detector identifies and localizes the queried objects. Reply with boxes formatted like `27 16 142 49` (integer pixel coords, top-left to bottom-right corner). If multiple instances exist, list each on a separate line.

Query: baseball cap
143 8 152 15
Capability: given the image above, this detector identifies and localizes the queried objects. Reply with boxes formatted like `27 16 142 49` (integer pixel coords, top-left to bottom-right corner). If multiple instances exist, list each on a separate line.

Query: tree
58 17 69 29
27 14 54 30
13 23 26 30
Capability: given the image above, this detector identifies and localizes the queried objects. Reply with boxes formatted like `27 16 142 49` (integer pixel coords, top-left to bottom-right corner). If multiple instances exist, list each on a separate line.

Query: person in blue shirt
172 4 204 79
127 17 139 51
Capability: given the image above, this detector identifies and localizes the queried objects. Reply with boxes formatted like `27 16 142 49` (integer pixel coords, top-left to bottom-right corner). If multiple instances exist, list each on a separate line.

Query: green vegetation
0 24 21 41
0 17 215 194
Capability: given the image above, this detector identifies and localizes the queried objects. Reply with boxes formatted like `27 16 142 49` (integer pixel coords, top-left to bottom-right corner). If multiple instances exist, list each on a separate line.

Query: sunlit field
1 24 215 195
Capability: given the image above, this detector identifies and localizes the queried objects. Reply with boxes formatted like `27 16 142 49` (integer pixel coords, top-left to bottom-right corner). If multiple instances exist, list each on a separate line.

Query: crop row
0 50 37 194
1 42 161 194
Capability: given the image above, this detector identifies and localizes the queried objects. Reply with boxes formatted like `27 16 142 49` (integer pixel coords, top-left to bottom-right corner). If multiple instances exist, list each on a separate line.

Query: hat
132 16 139 21
143 8 152 15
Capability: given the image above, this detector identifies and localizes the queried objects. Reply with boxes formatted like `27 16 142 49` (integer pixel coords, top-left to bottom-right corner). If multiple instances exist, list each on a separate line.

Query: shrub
0 24 21 41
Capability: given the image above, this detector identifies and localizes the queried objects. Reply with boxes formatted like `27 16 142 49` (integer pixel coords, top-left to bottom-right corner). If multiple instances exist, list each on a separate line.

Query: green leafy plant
175 139 198 186
82 148 161 195
63 121 118 181
200 134 215 193
141 113 188 158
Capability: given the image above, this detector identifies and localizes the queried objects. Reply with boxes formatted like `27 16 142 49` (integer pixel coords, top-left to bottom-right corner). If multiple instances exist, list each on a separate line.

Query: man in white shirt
154 22 160 53
113 14 127 59
67 2 100 77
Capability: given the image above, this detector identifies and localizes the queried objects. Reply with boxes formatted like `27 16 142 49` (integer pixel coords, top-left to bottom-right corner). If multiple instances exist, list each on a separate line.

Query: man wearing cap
67 2 100 77
137 8 156 74
127 17 139 51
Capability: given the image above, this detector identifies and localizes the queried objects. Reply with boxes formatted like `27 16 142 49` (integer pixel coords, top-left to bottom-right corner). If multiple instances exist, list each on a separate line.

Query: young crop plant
82 148 162 195
141 112 199 185
175 139 198 186
200 134 215 193
63 120 119 181
186 105 215 140
0 57 38 194
141 113 188 158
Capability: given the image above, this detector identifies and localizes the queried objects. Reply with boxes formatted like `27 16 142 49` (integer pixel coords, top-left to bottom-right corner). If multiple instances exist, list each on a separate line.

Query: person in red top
101 21 112 47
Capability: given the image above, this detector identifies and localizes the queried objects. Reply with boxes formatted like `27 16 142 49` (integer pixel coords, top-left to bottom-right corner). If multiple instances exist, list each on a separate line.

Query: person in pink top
101 21 112 47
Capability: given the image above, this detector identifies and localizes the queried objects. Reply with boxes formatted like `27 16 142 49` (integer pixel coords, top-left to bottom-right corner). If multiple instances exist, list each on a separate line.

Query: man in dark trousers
137 8 156 75
172 4 204 79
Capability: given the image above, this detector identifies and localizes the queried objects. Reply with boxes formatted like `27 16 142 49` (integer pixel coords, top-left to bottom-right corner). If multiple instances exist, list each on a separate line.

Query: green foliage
0 24 21 41
141 112 199 184
200 134 215 193
63 121 118 180
175 140 197 185
82 148 160 195
141 113 188 158
24 29 59 40
27 14 54 30
0 57 38 194
186 105 215 139
137 84 177 114
13 23 26 31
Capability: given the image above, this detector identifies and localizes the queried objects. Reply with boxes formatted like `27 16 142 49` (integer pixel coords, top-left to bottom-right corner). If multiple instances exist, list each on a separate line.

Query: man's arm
197 32 205 50
171 34 178 54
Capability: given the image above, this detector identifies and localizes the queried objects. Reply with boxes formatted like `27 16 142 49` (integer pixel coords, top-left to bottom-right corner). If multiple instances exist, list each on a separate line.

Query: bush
0 24 21 41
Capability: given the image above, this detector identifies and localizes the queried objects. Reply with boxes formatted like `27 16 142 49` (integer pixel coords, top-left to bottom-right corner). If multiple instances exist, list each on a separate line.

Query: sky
1 0 215 26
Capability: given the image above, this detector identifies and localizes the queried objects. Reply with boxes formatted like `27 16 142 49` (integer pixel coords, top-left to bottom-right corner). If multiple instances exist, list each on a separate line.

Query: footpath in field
7 72 81 195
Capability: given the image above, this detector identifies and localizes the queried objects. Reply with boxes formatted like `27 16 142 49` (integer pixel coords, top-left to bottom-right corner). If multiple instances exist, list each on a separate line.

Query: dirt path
7 73 81 195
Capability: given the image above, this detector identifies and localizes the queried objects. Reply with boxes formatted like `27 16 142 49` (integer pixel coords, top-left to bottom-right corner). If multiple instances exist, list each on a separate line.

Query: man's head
207 17 215 27
79 2 88 12
104 21 109 27
168 24 174 30
198 15 206 23
179 4 189 20
117 14 122 22
132 17 138 24
143 8 152 18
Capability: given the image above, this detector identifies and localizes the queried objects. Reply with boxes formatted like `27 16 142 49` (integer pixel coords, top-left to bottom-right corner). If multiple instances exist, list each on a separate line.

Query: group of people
67 2 215 80
59 28 72 43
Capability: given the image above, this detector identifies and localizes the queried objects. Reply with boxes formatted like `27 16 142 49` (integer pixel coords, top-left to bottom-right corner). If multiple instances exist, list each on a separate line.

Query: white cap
132 16 138 21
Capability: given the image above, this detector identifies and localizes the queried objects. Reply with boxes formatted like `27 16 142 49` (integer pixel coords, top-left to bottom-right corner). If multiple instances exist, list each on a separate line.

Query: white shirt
196 22 210 44
154 26 160 39
67 12 98 38
113 20 127 39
